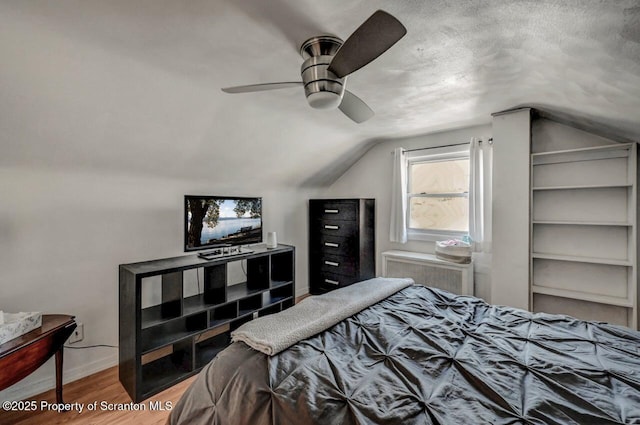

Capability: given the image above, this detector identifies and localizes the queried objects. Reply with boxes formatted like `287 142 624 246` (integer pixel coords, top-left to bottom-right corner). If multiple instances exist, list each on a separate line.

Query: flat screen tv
184 195 262 251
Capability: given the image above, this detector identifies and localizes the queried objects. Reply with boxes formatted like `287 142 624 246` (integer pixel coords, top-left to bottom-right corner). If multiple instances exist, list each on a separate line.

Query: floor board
0 366 195 425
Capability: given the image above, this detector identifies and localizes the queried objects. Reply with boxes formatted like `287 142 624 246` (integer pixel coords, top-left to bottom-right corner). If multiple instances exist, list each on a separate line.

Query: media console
119 244 295 402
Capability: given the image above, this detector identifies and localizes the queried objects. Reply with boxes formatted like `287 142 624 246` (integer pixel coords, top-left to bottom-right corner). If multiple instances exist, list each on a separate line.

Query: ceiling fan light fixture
301 53 345 110
307 91 343 110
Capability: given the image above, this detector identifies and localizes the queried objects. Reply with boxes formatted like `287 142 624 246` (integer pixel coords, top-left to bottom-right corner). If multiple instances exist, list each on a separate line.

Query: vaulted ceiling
1 1 639 186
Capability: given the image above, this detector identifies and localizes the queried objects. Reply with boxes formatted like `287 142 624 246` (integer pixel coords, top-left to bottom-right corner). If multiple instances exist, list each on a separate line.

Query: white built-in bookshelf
530 142 638 329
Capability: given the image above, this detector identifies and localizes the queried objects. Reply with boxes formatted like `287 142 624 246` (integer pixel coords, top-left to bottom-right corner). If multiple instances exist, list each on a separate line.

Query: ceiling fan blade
221 82 303 94
327 10 407 78
339 90 374 123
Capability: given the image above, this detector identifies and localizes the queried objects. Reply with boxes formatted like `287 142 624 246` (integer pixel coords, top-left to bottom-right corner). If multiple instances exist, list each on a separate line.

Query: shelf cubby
533 293 630 327
182 294 209 317
210 301 238 327
203 264 227 304
532 156 629 187
140 339 193 397
532 258 630 300
266 284 294 306
230 315 253 331
120 244 296 402
259 303 282 317
140 312 207 353
532 224 629 262
282 298 294 310
532 187 629 223
271 251 294 285
247 255 270 291
227 282 263 302
271 279 293 289
239 293 263 315
162 271 183 316
531 286 633 308
141 304 177 330
140 272 183 327
195 327 231 369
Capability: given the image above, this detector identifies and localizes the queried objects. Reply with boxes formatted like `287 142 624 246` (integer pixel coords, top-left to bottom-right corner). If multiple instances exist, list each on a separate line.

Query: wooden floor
0 366 196 425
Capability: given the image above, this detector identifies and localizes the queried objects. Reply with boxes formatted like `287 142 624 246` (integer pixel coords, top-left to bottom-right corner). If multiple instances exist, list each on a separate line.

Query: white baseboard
295 288 309 299
0 352 117 402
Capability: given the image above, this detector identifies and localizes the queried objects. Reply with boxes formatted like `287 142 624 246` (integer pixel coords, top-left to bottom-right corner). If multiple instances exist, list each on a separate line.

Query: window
407 148 470 241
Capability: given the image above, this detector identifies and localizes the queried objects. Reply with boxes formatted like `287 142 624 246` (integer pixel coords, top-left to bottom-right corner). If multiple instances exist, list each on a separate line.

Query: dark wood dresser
309 199 375 294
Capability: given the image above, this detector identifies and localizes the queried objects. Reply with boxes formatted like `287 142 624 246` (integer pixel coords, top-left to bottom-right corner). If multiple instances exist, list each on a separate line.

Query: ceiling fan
221 10 407 123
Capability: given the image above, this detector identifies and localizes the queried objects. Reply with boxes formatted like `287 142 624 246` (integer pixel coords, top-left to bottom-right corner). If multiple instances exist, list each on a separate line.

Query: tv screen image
185 196 262 251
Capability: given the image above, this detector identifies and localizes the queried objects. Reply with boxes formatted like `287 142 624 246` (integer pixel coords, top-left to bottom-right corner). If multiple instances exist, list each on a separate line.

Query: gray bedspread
169 285 640 424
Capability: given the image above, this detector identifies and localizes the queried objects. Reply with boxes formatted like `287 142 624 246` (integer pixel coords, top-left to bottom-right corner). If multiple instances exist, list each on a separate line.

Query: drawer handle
324 242 340 248
324 209 339 214
324 261 340 267
325 279 340 285
324 225 339 230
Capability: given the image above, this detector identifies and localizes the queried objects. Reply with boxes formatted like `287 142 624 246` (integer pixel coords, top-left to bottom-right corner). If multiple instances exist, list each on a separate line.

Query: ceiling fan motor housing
300 36 345 110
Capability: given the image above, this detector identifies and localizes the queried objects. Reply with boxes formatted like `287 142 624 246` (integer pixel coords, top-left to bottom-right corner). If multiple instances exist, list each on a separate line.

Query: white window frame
407 145 470 242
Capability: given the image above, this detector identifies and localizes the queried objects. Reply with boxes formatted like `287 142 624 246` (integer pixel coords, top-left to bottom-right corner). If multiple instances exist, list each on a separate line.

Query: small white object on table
0 311 43 345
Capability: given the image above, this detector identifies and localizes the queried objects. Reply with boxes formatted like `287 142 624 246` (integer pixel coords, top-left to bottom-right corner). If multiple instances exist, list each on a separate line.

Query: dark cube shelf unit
119 244 295 402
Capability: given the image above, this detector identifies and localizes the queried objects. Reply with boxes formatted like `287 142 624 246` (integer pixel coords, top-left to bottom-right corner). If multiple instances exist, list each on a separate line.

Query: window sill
407 229 468 242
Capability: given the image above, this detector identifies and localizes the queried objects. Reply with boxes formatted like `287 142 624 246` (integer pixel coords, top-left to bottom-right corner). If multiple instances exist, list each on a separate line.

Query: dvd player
198 247 254 260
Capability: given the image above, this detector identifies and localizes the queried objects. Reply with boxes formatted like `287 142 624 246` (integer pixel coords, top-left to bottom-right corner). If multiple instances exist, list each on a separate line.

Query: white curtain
390 147 408 243
468 137 492 252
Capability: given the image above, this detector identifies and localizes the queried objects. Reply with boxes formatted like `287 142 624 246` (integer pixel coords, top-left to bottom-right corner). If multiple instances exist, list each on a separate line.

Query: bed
169 278 640 424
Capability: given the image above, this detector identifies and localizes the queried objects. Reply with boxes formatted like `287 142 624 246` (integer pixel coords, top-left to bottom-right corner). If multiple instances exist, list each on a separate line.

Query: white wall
0 166 319 401
531 118 620 153
322 124 493 302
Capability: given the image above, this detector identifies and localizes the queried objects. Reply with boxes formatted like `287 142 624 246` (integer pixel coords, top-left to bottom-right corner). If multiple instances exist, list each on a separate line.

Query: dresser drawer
310 234 356 257
310 201 357 221
316 253 356 277
311 272 360 293
314 219 357 237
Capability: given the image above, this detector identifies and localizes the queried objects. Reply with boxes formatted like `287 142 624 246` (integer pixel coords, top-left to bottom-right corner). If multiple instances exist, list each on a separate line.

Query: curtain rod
397 138 493 154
